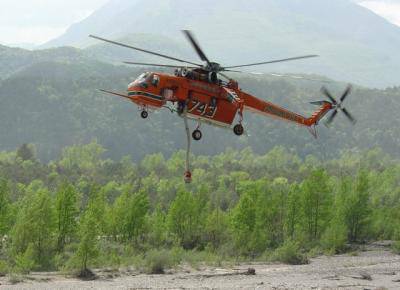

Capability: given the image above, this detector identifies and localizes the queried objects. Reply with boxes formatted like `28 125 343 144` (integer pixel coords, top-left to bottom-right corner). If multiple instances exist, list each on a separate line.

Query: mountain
0 45 87 80
1 46 400 161
42 0 400 88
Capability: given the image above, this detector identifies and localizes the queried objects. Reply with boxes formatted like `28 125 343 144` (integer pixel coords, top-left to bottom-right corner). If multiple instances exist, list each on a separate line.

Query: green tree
343 170 371 242
59 141 105 172
14 243 36 274
147 204 167 248
300 169 332 242
16 144 36 162
204 208 228 249
284 184 301 240
110 190 149 242
167 191 203 249
55 183 79 251
75 207 99 272
0 179 11 236
230 188 258 254
11 183 55 269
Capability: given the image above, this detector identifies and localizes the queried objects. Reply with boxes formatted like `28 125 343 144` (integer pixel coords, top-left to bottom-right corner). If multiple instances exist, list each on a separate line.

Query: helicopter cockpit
129 72 152 89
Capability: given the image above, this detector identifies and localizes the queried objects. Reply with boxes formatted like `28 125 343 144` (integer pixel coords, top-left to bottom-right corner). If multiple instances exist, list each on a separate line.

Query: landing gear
192 129 202 141
233 124 244 136
140 110 148 119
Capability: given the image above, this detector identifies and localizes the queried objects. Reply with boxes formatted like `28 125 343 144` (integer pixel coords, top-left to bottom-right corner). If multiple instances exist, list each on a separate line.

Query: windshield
129 72 152 89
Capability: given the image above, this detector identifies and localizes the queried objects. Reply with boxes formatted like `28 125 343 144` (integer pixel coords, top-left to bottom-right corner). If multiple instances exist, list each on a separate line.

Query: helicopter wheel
192 129 202 141
233 124 244 136
140 110 149 119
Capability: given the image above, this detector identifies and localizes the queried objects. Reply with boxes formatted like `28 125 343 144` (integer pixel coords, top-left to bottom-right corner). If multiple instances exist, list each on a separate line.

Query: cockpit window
129 72 152 89
152 75 160 87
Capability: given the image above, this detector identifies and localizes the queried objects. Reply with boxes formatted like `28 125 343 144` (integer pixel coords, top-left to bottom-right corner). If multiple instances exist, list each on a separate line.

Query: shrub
8 274 24 284
144 249 176 274
14 243 36 274
270 240 308 265
0 260 9 276
321 219 348 254
393 241 400 254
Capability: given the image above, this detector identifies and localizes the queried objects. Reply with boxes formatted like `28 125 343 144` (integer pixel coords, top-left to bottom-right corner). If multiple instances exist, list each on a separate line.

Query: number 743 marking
188 100 217 118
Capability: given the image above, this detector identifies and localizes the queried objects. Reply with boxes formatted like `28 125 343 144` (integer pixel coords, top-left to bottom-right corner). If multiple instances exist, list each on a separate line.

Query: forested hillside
0 45 85 80
0 143 399 274
1 48 400 162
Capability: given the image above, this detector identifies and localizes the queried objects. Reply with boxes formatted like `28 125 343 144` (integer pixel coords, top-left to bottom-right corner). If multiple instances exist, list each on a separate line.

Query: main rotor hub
206 62 221 72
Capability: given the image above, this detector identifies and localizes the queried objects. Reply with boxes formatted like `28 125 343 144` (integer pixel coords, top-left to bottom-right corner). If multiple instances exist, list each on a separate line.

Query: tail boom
241 92 332 127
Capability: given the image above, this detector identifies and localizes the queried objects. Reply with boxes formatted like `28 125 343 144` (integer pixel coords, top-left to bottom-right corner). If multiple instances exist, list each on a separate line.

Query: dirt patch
77 268 97 281
1 246 399 289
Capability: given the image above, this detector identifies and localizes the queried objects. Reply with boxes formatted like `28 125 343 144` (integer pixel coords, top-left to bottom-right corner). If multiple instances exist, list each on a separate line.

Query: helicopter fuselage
127 71 244 127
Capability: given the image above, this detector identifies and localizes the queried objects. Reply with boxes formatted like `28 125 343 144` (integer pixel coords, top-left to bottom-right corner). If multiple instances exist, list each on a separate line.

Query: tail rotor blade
340 85 352 102
341 107 357 124
326 110 338 125
321 87 337 104
321 84 355 126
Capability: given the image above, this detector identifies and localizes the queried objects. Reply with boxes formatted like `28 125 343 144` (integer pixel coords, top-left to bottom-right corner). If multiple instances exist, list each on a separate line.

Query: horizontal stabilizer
310 100 330 106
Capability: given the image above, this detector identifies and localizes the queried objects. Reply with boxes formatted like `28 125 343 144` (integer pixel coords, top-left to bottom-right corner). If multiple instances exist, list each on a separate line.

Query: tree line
0 141 399 275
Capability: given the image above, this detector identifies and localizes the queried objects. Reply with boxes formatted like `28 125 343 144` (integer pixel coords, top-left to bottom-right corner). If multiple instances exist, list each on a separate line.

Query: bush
321 219 348 254
144 249 176 274
0 260 9 276
14 243 36 274
8 274 24 284
270 240 308 265
393 241 400 254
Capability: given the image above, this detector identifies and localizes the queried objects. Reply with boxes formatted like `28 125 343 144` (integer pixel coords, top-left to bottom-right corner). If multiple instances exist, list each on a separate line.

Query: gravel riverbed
1 244 400 289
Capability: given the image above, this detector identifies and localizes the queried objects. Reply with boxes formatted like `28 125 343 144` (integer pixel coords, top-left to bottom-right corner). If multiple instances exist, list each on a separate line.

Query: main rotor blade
340 85 352 102
341 107 357 124
99 89 131 100
123 61 197 69
326 110 338 125
89 35 201 67
321 87 337 104
224 70 330 83
218 72 232 81
223 55 319 69
182 30 212 66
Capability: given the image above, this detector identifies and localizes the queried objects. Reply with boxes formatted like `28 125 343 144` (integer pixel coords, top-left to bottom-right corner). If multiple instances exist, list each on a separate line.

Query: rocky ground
1 242 400 289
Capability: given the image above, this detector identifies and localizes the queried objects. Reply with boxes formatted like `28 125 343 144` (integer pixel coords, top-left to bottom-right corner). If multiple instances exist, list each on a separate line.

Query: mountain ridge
40 0 400 88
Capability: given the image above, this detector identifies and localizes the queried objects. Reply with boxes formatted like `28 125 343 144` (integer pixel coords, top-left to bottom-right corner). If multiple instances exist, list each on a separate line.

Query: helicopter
89 31 356 183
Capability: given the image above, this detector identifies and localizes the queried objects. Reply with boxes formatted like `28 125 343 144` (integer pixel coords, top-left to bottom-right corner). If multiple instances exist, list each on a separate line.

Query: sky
359 0 400 26
0 0 108 46
0 0 400 46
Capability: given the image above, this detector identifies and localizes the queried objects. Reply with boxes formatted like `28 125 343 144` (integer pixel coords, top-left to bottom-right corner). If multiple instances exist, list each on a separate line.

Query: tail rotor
321 85 356 126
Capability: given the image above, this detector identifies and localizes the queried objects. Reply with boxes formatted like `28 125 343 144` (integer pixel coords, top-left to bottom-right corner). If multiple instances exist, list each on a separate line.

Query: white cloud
0 0 109 45
359 1 400 26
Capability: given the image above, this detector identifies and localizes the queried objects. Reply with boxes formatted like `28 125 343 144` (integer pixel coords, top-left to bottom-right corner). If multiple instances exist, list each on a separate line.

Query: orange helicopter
90 31 356 183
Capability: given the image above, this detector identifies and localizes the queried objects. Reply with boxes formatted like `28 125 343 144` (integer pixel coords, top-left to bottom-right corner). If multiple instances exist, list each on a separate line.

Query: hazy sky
359 0 400 26
0 0 108 45
0 0 399 46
